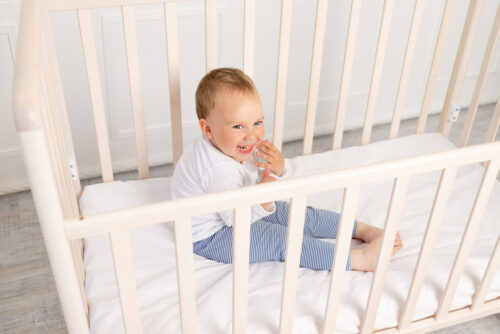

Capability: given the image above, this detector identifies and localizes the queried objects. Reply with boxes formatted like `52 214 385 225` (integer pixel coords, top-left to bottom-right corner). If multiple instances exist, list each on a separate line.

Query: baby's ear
199 118 213 139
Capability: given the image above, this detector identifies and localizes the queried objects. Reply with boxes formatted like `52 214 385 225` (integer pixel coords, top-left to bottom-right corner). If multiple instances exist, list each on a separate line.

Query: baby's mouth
237 145 254 154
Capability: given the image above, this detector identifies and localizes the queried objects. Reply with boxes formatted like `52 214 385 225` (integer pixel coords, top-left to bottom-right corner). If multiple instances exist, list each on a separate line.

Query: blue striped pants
193 201 358 270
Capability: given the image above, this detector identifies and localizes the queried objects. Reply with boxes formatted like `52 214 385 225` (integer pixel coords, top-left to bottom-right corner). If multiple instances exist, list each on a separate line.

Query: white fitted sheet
81 133 500 333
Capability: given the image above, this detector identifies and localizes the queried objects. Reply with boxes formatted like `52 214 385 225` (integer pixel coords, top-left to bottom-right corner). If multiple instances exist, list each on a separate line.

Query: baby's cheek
257 128 265 141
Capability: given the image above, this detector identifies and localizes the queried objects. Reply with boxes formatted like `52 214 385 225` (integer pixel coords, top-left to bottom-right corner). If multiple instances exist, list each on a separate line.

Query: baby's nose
245 129 258 140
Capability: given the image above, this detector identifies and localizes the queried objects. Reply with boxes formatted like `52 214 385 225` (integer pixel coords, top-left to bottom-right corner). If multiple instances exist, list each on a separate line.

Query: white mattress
80 133 500 333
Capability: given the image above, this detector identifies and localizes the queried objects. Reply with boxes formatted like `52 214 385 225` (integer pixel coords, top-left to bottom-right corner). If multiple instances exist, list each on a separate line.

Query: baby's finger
256 143 274 156
256 150 273 161
259 140 279 153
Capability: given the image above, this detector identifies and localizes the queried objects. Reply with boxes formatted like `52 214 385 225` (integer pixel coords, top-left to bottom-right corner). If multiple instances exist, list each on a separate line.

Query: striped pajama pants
193 201 358 270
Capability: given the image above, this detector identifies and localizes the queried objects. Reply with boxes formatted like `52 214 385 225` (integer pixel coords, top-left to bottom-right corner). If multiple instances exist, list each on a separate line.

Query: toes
392 243 403 256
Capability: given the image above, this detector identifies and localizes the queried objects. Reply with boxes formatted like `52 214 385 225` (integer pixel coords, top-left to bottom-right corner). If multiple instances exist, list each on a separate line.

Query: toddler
171 68 402 271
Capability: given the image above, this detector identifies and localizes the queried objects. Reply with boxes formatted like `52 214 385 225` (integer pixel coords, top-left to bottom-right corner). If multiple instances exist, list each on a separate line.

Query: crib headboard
12 0 500 333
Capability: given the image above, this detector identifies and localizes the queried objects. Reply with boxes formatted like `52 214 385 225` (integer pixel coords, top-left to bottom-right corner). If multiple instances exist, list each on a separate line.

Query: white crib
12 0 500 333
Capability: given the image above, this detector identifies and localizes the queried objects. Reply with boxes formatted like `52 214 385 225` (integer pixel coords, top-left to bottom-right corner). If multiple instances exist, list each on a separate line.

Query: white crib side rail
13 4 89 332
64 141 500 333
65 142 500 239
14 0 89 325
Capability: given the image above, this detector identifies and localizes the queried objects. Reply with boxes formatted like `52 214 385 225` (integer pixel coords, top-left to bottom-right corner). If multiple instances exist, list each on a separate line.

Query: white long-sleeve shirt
171 135 290 242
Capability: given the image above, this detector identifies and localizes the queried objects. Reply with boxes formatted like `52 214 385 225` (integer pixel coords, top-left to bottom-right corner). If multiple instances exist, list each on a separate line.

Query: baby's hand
257 169 276 185
256 140 285 177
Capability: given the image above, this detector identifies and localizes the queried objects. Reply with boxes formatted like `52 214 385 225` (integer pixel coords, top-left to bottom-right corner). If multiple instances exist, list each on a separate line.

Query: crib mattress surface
80 133 500 333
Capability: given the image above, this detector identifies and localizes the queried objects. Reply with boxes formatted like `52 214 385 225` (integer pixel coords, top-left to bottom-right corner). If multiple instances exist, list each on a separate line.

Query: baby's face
201 90 265 163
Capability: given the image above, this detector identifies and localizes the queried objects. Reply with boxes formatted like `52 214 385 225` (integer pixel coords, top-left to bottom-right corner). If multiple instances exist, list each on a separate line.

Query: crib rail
13 0 500 333
63 141 500 333
13 0 88 325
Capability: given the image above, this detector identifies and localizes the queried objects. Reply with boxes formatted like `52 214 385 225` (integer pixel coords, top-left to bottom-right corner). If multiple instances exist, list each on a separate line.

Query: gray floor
1 105 499 333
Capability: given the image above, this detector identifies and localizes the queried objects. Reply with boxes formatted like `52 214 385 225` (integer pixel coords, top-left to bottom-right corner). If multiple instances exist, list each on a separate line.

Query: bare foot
354 222 403 248
354 221 382 242
350 236 403 272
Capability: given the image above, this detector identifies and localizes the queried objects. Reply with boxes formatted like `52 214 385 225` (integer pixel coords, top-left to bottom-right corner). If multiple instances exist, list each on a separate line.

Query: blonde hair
195 67 258 119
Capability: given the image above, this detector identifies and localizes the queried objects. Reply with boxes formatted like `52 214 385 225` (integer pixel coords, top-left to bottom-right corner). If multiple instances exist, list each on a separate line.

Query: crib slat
243 0 256 77
122 6 150 179
232 206 251 334
437 0 485 138
360 0 395 146
78 9 114 182
459 2 500 147
485 98 500 144
205 0 217 72
322 186 360 334
435 159 500 320
109 230 143 334
174 217 197 334
399 167 457 329
332 0 361 150
302 0 328 155
416 0 456 134
273 0 293 152
471 235 500 310
389 0 424 140
278 195 308 334
164 2 183 166
360 176 410 334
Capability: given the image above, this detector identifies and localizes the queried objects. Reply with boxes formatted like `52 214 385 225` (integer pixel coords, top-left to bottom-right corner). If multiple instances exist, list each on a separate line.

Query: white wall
2 0 500 194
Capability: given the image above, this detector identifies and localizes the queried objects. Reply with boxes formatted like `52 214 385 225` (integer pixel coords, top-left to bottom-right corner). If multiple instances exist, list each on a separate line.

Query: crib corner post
18 130 90 334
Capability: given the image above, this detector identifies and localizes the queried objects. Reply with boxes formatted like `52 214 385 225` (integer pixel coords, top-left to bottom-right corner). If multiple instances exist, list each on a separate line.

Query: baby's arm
257 169 277 211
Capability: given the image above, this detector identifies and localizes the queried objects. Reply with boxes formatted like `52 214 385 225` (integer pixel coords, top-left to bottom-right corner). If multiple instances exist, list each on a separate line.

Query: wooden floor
1 106 499 333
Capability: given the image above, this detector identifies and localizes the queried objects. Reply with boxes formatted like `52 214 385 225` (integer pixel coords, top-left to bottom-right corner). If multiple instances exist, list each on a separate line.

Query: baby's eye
233 124 243 129
254 120 263 126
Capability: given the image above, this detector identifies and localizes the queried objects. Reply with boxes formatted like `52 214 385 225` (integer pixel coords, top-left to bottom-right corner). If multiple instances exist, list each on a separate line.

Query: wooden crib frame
12 0 500 333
